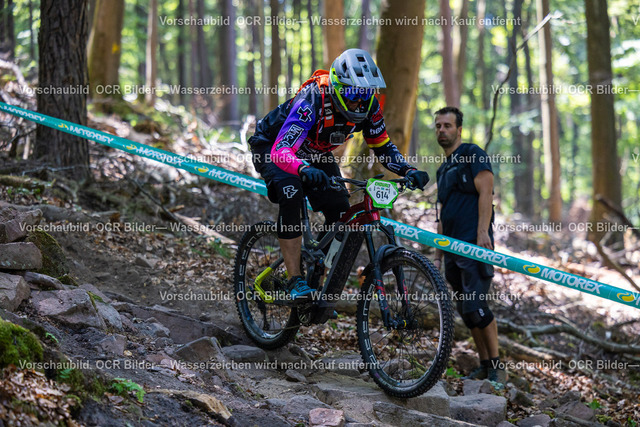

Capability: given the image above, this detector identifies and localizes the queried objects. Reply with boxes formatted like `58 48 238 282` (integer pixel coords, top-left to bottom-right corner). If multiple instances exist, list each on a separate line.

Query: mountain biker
249 48 429 299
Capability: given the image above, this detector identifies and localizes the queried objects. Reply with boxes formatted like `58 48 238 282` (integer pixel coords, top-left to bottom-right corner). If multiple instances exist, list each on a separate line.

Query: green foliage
628 417 638 427
587 398 602 409
208 239 232 259
110 378 146 403
0 319 43 368
44 332 59 344
445 367 463 378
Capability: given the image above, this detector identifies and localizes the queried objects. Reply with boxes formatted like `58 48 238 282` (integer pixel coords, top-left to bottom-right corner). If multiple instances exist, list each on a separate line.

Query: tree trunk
508 0 533 218
268 0 281 110
220 0 238 126
35 0 90 181
0 0 15 60
29 0 35 59
523 3 538 220
585 0 623 245
247 0 258 117
87 0 124 99
177 0 187 105
323 0 345 68
258 0 267 112
358 0 371 51
453 0 470 99
439 0 458 107
145 0 158 105
376 0 426 157
307 0 317 72
476 0 490 141
537 0 562 222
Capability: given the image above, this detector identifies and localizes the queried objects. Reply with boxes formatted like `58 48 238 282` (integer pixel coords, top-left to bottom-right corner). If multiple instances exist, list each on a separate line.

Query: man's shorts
444 253 494 315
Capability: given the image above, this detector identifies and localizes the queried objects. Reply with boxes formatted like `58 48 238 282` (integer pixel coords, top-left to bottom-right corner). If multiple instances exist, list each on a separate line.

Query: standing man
432 106 506 386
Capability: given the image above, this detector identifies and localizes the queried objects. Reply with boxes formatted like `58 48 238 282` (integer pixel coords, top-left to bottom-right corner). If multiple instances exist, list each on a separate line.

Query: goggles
338 84 375 102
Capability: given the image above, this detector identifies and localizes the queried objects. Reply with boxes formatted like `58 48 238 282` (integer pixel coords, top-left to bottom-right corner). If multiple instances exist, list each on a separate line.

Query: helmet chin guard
329 49 385 123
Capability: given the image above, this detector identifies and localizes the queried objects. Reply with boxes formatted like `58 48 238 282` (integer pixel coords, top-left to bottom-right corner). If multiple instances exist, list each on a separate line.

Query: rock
497 422 517 427
32 289 106 329
455 353 480 375
374 401 477 426
509 388 534 407
450 394 507 426
508 373 531 392
284 369 307 383
517 414 552 427
539 397 560 409
95 301 123 330
137 321 170 338
134 255 158 269
153 389 232 424
309 408 345 427
221 345 267 363
463 379 495 395
397 380 451 417
26 231 68 277
0 272 30 311
0 242 42 270
558 391 581 405
22 272 67 290
555 401 596 422
320 353 366 377
79 283 111 303
175 337 225 363
282 395 331 420
98 334 127 356
0 208 42 243
112 302 244 344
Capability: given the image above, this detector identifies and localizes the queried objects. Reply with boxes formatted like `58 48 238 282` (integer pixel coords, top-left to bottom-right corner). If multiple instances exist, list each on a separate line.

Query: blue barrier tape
2 101 639 310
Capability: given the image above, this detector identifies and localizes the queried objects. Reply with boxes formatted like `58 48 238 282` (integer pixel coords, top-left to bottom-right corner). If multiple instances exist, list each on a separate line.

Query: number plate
366 179 399 209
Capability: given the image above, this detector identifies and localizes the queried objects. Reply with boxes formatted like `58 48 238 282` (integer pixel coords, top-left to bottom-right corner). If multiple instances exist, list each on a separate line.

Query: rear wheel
357 249 454 398
234 221 300 349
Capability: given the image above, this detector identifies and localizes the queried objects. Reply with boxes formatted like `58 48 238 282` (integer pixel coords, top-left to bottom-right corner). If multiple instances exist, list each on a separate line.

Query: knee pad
274 177 304 239
462 307 494 329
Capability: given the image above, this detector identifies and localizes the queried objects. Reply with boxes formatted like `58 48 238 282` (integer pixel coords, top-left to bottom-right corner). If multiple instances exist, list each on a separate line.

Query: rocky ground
0 153 639 426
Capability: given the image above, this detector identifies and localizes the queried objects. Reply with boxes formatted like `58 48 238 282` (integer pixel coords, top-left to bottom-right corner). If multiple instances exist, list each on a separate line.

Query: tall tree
35 0 89 181
453 0 470 99
323 0 345 68
87 0 124 99
307 0 317 72
220 0 238 126
537 0 562 222
439 0 459 107
377 0 426 156
585 0 623 244
176 0 187 105
358 0 371 52
508 0 534 217
268 0 281 110
145 0 158 105
476 0 490 139
0 0 15 60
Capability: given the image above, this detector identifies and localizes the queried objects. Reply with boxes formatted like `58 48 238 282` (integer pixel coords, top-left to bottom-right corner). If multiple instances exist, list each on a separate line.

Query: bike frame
297 180 411 326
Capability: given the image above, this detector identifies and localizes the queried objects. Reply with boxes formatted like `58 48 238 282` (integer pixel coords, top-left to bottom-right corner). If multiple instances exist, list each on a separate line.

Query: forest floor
1 97 640 426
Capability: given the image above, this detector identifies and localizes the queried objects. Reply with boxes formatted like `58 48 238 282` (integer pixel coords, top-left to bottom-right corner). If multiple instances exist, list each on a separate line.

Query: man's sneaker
464 366 488 380
487 367 507 390
288 276 314 299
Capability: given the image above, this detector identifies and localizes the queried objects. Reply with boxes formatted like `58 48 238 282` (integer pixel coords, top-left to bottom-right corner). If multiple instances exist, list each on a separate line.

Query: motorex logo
523 265 541 274
1 104 45 122
540 268 603 294
434 237 451 247
616 292 638 305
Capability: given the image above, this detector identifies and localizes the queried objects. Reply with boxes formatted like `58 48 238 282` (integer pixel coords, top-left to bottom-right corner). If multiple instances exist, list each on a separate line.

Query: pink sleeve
270 100 315 175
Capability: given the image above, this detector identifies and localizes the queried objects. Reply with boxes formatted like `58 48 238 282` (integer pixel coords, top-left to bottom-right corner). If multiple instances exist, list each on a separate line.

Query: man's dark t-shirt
436 143 494 244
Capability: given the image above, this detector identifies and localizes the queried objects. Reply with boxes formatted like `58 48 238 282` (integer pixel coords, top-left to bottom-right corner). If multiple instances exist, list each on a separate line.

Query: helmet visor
339 84 375 102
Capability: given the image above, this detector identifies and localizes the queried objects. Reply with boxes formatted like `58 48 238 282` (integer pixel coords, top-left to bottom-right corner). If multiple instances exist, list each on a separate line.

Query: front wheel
357 249 454 398
234 221 300 349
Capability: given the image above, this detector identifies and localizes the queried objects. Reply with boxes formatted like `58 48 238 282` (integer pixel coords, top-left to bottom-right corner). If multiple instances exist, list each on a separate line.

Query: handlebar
330 175 417 192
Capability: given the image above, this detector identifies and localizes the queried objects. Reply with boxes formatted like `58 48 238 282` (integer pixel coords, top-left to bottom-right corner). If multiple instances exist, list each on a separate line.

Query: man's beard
437 135 456 149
